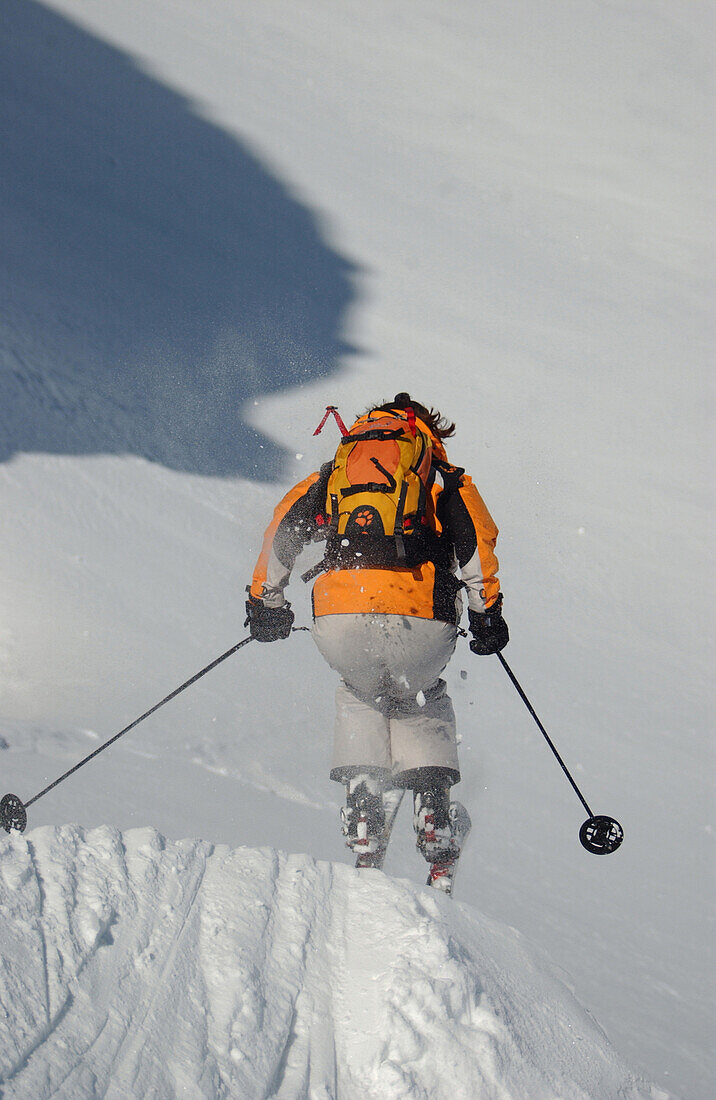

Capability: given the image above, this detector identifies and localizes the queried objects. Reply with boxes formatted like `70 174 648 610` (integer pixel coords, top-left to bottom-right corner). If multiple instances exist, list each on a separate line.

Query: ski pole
0 636 253 834
496 651 624 854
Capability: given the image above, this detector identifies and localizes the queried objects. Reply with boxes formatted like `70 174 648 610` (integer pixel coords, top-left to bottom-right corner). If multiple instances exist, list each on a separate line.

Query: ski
426 801 471 896
355 788 405 871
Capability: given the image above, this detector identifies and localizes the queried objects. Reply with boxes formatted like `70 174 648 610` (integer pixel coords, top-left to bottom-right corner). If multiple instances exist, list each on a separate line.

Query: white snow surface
0 825 662 1100
1 1 713 1097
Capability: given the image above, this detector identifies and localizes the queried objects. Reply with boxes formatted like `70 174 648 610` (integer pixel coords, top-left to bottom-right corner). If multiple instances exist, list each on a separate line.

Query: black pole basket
0 794 27 834
579 815 624 855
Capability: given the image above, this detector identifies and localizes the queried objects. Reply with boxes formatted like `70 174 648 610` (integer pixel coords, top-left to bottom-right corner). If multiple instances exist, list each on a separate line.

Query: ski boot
414 786 454 862
414 786 471 896
355 788 405 870
425 802 472 896
341 773 386 869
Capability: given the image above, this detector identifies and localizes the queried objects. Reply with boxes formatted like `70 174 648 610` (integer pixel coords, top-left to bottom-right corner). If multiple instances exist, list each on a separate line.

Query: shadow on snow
0 0 358 479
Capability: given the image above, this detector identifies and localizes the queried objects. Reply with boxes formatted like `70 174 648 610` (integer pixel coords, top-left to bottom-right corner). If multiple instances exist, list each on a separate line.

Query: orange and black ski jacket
250 423 501 625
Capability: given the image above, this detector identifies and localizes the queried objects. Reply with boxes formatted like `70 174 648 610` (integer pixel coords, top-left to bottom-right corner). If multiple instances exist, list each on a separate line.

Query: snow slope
0 0 713 1096
0 825 663 1100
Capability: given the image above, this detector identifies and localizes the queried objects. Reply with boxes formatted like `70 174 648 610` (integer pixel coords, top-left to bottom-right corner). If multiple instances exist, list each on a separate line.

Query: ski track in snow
0 826 666 1100
0 719 327 813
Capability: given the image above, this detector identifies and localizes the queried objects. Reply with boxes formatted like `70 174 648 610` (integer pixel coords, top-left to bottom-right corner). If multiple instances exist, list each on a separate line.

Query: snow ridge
0 826 663 1099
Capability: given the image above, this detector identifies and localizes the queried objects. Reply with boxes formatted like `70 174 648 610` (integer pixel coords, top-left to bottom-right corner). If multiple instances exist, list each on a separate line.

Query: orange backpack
322 409 437 565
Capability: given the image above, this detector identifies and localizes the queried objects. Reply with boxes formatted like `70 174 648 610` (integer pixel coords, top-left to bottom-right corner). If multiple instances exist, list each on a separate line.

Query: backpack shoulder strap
432 458 465 493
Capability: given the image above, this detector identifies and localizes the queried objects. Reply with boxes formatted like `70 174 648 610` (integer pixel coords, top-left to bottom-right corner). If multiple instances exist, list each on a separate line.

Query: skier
245 393 508 890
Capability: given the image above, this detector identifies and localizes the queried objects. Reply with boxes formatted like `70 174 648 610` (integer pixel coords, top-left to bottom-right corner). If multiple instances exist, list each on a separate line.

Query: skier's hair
367 392 456 440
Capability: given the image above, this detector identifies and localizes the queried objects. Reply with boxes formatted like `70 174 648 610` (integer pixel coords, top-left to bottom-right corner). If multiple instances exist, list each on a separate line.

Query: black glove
245 595 294 642
468 595 509 655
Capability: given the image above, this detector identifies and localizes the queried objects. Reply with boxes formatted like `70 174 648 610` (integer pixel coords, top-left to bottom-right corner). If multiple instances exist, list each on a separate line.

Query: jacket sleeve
441 471 501 613
249 466 330 606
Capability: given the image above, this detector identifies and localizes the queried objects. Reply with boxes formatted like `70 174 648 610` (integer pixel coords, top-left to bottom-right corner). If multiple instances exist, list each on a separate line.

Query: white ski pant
312 614 460 786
